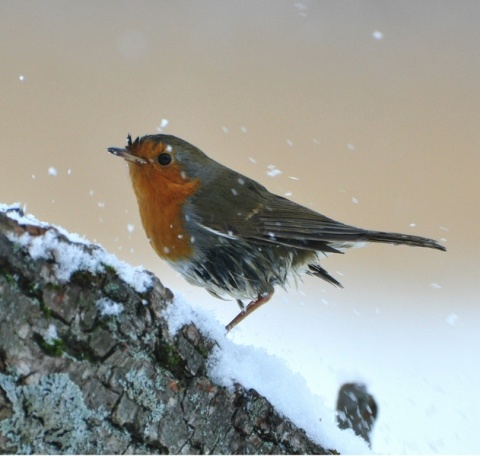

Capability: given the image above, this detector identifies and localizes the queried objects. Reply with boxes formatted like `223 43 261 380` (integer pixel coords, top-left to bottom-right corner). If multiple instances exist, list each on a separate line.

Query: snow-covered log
0 205 343 454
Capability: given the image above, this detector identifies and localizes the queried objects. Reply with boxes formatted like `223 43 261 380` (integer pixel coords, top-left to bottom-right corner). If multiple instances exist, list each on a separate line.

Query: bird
107 134 446 331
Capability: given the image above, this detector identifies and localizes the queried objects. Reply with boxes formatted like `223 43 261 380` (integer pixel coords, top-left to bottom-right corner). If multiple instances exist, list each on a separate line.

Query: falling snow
156 118 169 132
266 165 283 177
445 312 459 326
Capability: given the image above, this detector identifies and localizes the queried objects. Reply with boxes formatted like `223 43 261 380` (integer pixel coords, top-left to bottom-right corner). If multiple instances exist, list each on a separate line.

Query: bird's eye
157 153 172 166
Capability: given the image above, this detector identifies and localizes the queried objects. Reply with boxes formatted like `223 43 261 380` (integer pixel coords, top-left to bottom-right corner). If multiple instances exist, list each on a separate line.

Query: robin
108 134 446 331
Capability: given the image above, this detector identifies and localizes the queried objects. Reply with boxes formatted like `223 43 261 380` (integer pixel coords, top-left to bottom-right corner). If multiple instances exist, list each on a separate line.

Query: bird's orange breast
128 161 200 262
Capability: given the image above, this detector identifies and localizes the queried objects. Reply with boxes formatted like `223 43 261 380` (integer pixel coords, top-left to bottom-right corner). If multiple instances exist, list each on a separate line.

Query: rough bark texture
0 208 334 454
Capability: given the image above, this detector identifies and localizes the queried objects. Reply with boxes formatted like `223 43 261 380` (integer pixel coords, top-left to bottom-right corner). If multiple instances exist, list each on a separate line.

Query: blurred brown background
1 1 478 452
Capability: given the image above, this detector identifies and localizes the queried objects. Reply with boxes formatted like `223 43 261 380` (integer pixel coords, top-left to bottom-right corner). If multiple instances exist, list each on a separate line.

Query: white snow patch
430 282 442 289
1 203 49 228
44 324 59 343
96 298 124 317
127 223 135 233
1 204 151 293
19 75 25 81
352 197 359 204
163 295 370 454
48 167 58 176
372 30 384 40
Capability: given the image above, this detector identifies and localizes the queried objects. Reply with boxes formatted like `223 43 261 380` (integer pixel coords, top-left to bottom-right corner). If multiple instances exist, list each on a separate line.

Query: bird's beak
107 147 147 164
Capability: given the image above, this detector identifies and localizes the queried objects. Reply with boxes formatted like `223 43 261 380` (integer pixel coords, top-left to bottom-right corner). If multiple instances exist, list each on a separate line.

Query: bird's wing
191 171 445 253
237 194 369 252
190 173 370 253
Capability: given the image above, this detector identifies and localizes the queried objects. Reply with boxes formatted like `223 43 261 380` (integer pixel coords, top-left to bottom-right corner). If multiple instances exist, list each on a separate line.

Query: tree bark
0 207 334 454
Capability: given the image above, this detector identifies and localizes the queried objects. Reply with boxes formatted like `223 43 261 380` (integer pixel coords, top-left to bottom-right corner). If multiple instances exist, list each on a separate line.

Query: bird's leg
226 293 272 332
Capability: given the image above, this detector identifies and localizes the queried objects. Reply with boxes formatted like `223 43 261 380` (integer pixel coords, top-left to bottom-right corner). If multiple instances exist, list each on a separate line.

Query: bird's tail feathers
362 230 446 251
